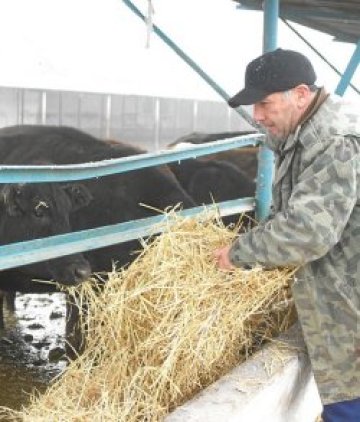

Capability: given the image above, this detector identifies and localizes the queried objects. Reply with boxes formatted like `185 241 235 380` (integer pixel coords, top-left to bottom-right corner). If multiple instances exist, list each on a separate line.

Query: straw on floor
1 211 296 422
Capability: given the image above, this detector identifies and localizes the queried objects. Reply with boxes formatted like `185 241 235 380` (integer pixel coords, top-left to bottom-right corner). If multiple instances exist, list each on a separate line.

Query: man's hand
213 245 236 271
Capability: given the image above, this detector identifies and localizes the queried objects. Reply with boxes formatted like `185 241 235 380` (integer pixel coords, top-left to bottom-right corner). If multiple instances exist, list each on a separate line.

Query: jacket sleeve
229 137 359 268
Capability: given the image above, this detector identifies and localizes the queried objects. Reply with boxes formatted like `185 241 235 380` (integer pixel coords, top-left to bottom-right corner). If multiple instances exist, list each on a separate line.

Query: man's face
253 90 299 140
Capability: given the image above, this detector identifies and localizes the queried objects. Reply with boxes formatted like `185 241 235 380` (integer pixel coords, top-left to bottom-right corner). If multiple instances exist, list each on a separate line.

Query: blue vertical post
335 40 360 96
255 0 278 221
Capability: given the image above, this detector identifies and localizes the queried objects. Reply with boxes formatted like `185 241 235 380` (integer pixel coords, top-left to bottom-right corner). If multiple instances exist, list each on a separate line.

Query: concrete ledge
166 324 322 422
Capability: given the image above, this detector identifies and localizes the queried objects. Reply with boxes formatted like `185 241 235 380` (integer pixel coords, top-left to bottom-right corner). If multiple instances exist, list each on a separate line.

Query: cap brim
228 86 269 107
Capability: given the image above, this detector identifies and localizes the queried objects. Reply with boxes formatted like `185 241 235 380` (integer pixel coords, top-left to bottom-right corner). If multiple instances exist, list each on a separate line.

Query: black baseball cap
228 48 317 107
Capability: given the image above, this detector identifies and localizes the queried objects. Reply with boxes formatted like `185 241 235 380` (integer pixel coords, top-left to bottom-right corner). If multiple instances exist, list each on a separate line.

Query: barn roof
233 1 360 43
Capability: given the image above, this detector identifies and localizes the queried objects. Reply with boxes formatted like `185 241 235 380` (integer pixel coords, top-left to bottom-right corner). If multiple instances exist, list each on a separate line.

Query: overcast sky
0 0 358 101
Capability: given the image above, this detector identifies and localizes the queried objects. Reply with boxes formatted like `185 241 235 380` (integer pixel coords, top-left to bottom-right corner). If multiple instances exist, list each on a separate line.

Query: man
214 48 360 421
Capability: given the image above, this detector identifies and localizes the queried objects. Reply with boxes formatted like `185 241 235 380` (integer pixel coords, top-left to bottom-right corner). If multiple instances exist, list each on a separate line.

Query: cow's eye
34 202 49 218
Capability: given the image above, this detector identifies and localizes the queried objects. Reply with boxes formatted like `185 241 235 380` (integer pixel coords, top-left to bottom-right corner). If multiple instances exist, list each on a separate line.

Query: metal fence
0 86 253 151
0 134 261 271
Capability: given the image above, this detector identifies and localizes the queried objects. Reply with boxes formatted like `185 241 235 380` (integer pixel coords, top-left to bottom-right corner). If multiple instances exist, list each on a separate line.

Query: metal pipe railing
0 133 262 270
0 134 261 183
335 40 360 96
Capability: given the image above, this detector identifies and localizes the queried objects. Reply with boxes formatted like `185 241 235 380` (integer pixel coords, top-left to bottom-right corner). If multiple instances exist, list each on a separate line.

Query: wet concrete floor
0 293 68 412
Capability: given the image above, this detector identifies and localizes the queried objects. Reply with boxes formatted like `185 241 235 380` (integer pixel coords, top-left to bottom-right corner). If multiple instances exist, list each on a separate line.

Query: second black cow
167 131 257 226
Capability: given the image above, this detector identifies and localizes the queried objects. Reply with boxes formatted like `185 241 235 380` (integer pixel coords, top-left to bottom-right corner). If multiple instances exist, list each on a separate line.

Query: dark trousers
322 397 360 422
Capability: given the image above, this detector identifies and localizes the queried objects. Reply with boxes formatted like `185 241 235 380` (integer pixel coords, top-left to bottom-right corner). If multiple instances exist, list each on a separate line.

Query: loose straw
1 211 296 422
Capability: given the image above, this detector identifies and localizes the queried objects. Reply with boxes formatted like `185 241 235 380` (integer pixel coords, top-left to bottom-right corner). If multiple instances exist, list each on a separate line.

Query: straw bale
0 211 297 422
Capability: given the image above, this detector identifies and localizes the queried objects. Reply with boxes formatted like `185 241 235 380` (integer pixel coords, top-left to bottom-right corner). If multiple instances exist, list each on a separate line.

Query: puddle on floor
0 292 68 411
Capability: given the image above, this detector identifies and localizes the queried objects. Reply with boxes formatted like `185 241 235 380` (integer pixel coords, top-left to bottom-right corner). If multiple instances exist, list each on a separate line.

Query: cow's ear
0 184 25 217
62 183 93 211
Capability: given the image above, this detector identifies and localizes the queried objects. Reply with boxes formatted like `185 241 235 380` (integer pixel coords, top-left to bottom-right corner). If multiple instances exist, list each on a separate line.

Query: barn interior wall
0 87 253 151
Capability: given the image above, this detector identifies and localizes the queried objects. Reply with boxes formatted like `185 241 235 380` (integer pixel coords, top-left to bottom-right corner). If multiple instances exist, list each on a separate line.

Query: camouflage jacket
229 92 360 404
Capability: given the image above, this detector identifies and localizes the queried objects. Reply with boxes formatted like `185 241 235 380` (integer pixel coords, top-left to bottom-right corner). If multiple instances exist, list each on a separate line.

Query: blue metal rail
0 134 262 183
0 134 262 270
335 40 360 96
0 197 255 271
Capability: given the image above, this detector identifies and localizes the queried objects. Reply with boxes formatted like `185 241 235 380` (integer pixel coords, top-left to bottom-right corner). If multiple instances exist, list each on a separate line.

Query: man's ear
0 184 25 217
294 84 313 107
62 183 93 211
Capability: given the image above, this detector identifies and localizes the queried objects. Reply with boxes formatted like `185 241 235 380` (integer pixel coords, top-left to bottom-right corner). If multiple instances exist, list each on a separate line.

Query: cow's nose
74 263 92 283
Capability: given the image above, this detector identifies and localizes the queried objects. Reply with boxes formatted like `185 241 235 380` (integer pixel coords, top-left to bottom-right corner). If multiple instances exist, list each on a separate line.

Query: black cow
0 125 195 337
0 180 93 336
167 131 258 227
0 181 93 327
0 182 92 283
168 131 259 181
168 158 255 206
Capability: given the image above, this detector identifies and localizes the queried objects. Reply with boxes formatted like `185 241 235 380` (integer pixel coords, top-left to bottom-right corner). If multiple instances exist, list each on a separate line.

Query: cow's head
0 182 93 285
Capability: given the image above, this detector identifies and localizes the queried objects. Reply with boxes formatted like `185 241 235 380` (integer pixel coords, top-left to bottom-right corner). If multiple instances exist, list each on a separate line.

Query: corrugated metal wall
0 87 252 151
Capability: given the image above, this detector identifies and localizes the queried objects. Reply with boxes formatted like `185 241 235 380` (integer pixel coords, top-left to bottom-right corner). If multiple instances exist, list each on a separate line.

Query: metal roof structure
234 0 360 43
